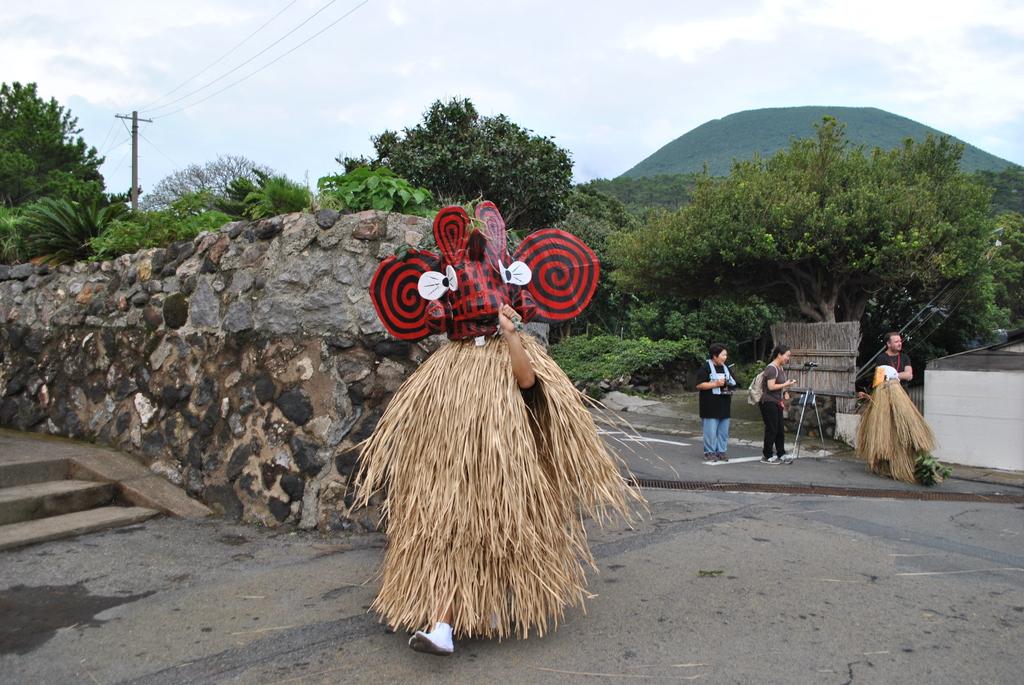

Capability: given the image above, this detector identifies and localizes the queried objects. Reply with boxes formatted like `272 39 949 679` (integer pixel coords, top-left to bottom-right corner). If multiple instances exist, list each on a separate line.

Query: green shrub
0 205 26 263
550 334 704 384
91 208 232 260
21 197 126 264
243 175 310 219
317 167 435 216
915 453 952 486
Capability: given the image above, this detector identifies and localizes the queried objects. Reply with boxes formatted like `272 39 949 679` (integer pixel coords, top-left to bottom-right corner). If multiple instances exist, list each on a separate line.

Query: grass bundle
353 334 642 640
856 380 935 484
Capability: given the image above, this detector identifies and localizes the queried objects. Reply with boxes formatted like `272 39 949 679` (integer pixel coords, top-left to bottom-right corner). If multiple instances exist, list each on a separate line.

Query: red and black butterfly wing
433 205 469 265
475 200 510 265
369 249 442 341
514 229 599 321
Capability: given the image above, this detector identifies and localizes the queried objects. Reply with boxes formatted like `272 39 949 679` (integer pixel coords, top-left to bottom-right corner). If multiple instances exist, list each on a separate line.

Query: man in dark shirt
876 331 913 384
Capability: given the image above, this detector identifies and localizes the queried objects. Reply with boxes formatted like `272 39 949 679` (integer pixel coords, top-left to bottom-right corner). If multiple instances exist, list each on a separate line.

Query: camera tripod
792 363 825 458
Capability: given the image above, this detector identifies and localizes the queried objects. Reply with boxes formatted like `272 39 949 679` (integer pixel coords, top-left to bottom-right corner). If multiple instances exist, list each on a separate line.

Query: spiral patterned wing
514 229 600 321
432 205 469 264
369 250 442 340
475 200 509 265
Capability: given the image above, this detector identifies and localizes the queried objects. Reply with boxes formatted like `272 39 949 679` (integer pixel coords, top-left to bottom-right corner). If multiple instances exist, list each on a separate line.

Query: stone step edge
0 478 114 501
0 457 71 488
0 506 160 551
0 480 116 526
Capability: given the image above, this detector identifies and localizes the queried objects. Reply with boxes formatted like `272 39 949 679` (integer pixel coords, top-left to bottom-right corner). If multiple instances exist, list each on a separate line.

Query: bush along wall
0 208 449 531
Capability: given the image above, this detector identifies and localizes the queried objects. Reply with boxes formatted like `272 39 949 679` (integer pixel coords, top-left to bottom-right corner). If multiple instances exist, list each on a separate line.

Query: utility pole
115 111 153 211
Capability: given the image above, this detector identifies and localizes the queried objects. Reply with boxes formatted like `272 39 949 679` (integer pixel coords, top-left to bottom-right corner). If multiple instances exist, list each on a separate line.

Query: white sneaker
409 622 454 656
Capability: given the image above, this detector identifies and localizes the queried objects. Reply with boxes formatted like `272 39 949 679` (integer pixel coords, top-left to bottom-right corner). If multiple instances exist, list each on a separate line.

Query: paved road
2 429 1023 684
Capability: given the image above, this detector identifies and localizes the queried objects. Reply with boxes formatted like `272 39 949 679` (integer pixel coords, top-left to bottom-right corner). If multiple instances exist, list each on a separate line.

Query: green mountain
620 106 1019 178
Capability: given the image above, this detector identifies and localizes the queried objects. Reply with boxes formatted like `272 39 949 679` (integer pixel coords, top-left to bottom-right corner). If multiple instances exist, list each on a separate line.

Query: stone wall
0 209 440 531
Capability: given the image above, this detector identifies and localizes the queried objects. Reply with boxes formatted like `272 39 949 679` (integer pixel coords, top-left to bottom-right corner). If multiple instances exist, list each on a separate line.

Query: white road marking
702 456 763 465
598 429 692 447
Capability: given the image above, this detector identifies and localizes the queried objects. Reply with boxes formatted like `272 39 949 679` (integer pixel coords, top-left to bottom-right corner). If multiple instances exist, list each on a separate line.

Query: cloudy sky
3 0 1022 197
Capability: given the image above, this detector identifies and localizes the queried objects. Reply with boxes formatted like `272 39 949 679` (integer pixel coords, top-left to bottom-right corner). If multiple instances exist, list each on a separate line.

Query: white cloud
3 0 1021 193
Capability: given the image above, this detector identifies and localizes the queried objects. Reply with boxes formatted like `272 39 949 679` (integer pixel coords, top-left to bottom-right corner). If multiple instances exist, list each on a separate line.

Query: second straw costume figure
856 365 936 484
355 202 642 642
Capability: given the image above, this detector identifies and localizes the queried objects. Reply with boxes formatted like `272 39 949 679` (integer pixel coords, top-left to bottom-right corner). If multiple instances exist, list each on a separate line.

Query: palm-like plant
243 175 311 219
21 198 127 264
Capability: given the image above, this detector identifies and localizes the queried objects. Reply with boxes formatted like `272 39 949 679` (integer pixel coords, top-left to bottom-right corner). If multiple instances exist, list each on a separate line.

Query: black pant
759 401 786 459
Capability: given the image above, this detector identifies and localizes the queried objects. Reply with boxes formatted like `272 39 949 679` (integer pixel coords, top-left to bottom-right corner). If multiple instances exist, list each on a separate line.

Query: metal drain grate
630 478 1024 504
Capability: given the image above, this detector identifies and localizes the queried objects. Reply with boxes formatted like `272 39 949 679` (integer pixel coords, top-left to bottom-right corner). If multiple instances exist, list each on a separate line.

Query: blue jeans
702 417 730 455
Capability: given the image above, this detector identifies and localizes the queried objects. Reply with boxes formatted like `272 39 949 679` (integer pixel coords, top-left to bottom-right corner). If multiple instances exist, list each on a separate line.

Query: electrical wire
139 0 300 112
152 0 371 120
141 0 343 115
139 131 181 170
101 137 132 157
110 149 132 177
94 118 119 157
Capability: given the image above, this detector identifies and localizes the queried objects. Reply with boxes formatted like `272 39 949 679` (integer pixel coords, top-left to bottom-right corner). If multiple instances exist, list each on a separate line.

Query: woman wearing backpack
759 344 798 464
695 343 738 462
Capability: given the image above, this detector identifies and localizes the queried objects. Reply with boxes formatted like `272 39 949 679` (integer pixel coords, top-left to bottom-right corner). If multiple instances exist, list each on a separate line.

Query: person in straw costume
856 364 936 484
354 201 643 656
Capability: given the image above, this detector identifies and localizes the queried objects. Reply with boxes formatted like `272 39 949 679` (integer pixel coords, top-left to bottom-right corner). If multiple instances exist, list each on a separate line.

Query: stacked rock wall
0 209 437 531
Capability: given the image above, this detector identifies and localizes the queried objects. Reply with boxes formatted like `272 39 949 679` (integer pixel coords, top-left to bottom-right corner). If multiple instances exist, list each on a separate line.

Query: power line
94 118 119 157
110 149 132 177
139 130 181 170
152 0 371 120
102 136 132 156
141 0 343 115
139 0 300 112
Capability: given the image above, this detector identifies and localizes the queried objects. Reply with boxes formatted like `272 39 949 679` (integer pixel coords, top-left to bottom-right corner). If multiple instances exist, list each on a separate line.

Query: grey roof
928 328 1024 372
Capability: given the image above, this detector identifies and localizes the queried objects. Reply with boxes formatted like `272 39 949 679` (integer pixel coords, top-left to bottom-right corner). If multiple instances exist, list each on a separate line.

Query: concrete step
0 506 160 551
0 480 115 526
0 456 69 488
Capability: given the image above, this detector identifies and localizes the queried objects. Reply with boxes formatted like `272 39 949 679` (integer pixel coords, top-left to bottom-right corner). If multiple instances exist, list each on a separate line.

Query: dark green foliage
242 175 310 219
621 106 1017 178
581 174 701 213
317 167 435 215
988 212 1024 328
974 166 1024 216
215 175 260 218
91 204 232 261
858 277 1004 375
664 297 784 353
0 205 25 263
21 197 127 264
549 334 704 385
361 98 573 228
610 119 994 324
0 82 106 206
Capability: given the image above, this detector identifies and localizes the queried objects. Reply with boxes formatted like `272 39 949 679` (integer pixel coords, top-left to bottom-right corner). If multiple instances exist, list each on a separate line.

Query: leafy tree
609 119 993 323
549 334 704 385
21 197 126 264
0 81 105 206
990 212 1024 327
974 166 1024 216
142 154 273 210
355 98 573 228
580 174 701 214
554 186 639 336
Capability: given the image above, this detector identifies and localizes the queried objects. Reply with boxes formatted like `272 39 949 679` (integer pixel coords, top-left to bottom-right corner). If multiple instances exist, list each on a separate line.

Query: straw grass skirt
856 380 935 484
353 334 641 640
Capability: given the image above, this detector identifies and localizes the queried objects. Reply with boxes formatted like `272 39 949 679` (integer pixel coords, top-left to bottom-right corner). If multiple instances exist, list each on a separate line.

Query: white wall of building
925 369 1024 471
